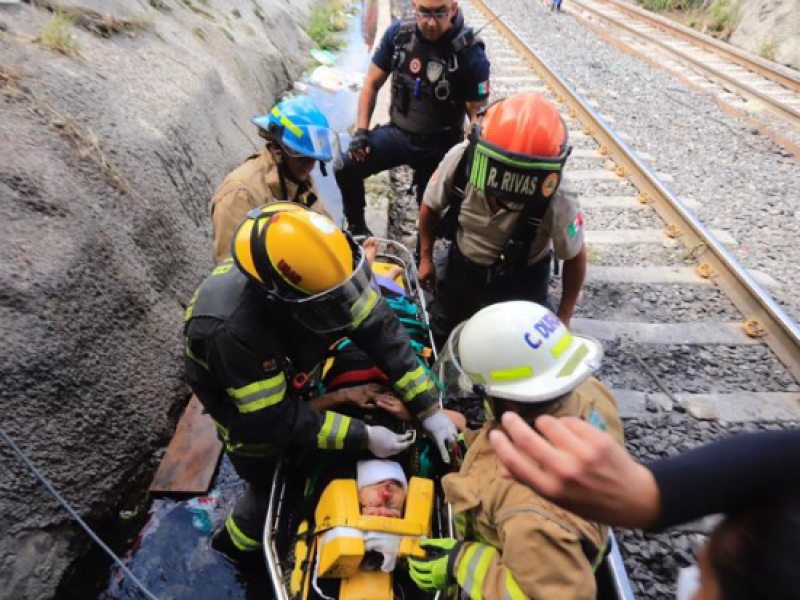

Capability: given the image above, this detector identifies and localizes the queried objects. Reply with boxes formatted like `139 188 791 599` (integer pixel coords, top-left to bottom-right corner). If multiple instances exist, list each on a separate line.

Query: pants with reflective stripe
224 453 277 552
431 244 553 349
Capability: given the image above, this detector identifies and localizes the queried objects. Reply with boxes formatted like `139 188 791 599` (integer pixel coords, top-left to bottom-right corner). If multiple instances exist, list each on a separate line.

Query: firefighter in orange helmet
418 93 587 349
184 204 457 563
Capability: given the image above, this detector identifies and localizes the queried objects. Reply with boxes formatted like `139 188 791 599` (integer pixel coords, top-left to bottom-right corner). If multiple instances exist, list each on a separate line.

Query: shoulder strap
393 18 416 50
495 196 553 270
435 146 473 241
450 26 477 55
390 19 416 71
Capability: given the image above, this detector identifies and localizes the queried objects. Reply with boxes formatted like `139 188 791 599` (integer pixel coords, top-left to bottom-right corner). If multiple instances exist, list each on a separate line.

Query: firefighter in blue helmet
210 97 341 263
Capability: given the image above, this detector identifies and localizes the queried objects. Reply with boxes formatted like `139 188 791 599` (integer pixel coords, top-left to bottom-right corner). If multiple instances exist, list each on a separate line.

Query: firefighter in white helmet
409 300 625 600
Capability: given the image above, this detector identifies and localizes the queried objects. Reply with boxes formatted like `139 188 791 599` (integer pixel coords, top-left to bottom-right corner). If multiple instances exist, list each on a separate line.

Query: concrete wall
0 0 316 597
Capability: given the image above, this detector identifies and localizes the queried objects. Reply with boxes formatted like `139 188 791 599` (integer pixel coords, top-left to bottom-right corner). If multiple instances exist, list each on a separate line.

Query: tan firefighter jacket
442 377 625 600
210 150 330 263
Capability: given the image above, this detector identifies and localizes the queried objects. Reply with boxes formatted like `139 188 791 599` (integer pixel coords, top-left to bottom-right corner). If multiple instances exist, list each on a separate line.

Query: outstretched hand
488 413 661 528
341 383 385 410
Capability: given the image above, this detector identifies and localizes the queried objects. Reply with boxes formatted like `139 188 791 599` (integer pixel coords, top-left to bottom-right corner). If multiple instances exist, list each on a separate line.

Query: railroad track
564 0 800 152
390 0 800 596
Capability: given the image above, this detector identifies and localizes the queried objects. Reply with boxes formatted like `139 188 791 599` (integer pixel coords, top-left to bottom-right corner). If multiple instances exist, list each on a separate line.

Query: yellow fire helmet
231 204 381 333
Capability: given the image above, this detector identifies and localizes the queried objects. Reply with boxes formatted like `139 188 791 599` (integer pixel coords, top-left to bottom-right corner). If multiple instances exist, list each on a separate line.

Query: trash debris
185 489 221 534
293 81 309 93
119 507 140 521
308 66 365 92
310 49 338 66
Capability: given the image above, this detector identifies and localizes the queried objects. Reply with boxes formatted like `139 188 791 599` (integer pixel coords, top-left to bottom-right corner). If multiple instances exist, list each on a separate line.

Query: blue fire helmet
252 97 340 163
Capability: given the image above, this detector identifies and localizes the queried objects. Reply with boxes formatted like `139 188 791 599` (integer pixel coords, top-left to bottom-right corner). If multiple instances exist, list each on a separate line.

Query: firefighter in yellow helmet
184 204 457 563
408 301 624 600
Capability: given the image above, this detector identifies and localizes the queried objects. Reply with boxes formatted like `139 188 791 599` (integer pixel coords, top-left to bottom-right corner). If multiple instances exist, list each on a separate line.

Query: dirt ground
0 1 316 597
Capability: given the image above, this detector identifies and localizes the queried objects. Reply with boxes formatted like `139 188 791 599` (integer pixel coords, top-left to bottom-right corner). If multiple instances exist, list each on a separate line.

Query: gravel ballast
476 0 800 323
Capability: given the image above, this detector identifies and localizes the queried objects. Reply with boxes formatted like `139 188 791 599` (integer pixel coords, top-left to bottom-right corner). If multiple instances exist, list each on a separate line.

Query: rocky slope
730 0 800 70
0 1 315 598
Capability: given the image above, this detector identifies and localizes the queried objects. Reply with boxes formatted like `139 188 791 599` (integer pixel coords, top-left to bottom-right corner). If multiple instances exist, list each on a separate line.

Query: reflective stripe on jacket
184 261 440 456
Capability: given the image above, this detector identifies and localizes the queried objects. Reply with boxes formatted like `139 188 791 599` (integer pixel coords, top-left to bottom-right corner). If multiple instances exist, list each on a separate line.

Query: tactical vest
437 147 554 279
389 17 479 136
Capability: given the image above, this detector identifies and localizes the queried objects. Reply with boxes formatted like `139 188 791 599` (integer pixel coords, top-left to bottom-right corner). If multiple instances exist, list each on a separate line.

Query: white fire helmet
434 301 603 403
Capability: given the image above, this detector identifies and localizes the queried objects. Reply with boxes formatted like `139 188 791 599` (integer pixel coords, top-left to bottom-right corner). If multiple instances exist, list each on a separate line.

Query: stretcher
263 239 452 600
262 239 636 600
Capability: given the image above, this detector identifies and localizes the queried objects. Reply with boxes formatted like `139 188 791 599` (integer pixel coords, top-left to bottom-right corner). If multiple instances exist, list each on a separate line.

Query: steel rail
583 0 800 94
469 0 800 379
568 0 800 129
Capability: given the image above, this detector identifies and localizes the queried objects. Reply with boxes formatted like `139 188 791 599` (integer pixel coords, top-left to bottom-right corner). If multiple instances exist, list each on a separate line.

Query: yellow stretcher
262 239 453 600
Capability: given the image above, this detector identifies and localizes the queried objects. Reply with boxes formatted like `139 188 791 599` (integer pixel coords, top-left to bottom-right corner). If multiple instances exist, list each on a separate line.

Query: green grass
635 0 740 40
182 0 216 20
36 12 80 56
307 0 347 51
220 26 235 42
759 37 778 61
707 0 740 39
231 8 242 18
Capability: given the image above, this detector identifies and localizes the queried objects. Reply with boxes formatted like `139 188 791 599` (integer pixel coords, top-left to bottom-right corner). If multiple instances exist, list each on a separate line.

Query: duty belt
393 124 462 146
451 241 552 284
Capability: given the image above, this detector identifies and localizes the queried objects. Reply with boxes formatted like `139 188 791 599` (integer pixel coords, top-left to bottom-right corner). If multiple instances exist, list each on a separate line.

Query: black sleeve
649 428 800 529
458 43 491 102
210 326 367 451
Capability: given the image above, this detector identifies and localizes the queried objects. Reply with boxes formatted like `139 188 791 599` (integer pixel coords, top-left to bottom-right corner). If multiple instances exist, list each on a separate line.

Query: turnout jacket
442 378 624 600
210 150 330 264
184 261 439 459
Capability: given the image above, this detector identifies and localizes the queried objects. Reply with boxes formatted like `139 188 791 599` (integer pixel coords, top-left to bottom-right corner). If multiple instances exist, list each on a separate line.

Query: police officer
184 203 457 562
210 97 338 264
409 301 623 600
418 93 587 348
335 0 491 237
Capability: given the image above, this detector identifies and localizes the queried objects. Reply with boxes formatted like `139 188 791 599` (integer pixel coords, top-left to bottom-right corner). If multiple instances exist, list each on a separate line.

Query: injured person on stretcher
357 459 408 518
265 238 463 600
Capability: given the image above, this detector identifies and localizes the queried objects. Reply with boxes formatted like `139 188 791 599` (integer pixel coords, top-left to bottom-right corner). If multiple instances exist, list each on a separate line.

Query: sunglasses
415 7 452 21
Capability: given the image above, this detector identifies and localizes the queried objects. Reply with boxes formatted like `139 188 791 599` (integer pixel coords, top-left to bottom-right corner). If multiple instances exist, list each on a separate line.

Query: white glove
365 426 415 458
421 411 458 464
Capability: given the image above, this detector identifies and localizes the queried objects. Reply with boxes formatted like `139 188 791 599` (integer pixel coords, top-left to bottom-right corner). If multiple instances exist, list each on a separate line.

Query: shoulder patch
588 409 607 431
568 212 583 237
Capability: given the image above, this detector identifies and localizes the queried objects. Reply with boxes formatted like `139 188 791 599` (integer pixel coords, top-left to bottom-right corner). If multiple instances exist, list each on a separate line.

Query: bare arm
489 413 661 529
308 384 385 412
357 63 390 130
418 203 442 291
465 99 488 124
557 243 586 326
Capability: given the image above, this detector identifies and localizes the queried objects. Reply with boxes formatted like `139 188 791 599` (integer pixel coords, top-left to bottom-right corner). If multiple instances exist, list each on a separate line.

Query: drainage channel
54 5 375 599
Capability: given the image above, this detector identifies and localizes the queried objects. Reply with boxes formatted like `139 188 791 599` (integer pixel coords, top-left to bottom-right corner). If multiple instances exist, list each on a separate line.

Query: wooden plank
150 396 223 495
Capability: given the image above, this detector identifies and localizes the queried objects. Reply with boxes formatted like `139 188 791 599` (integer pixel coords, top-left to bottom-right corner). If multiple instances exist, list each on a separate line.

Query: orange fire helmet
468 93 571 203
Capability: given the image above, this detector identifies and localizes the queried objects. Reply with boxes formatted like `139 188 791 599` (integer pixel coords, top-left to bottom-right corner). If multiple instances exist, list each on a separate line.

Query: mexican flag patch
478 80 490 96
568 213 583 237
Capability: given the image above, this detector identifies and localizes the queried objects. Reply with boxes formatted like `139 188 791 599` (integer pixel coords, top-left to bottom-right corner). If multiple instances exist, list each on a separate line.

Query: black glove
349 128 371 155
